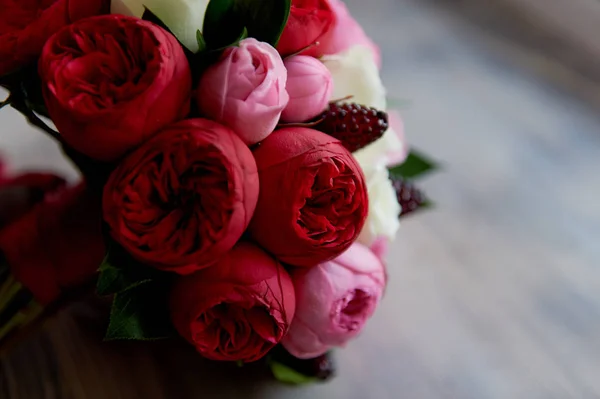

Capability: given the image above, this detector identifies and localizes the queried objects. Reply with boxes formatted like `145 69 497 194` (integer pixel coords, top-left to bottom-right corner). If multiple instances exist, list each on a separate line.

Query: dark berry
315 103 388 152
391 176 427 217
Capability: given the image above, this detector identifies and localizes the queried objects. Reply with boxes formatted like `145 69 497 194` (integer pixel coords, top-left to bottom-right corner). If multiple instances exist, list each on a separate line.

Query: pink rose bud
281 55 333 123
196 38 289 145
282 243 386 359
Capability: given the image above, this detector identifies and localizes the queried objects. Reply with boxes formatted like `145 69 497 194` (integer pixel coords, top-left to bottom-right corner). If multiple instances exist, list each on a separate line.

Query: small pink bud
196 38 289 145
281 55 333 123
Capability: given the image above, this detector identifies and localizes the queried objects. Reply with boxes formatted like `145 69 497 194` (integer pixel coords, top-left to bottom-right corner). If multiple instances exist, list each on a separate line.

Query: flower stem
9 97 62 143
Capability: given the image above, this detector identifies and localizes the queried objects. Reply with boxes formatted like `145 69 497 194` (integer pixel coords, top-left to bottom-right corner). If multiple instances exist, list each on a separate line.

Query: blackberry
315 103 388 152
391 176 427 217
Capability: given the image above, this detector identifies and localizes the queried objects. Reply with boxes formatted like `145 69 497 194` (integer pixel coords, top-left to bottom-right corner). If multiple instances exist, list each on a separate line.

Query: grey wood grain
1 0 600 398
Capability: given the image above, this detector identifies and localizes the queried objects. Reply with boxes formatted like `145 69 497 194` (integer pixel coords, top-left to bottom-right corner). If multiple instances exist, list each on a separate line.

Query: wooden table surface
2 0 600 398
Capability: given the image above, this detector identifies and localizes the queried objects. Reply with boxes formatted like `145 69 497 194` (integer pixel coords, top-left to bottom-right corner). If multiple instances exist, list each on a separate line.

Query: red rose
249 128 368 267
0 181 105 304
0 0 109 76
103 119 259 275
39 15 192 162
170 242 296 362
0 170 66 226
276 0 335 57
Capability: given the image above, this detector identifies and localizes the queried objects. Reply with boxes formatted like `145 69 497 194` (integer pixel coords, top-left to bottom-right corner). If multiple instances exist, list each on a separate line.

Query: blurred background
2 0 600 398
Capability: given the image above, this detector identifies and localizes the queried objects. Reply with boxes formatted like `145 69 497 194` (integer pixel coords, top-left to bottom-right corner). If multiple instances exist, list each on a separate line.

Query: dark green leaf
96 259 152 296
202 0 244 50
196 30 207 52
104 282 175 341
269 360 318 385
389 150 438 180
96 246 170 296
235 27 249 45
234 0 291 46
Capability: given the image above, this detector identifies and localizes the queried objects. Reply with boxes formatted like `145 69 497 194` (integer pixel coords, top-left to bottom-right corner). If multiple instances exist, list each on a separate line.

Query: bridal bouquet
0 0 435 384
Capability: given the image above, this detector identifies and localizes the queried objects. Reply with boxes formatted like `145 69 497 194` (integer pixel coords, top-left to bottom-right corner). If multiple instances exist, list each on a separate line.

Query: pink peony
282 243 386 359
320 0 381 68
196 38 289 145
281 55 333 123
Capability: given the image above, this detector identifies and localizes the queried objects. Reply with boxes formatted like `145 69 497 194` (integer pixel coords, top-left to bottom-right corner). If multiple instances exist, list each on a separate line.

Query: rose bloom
0 0 109 76
103 119 259 275
39 15 192 162
170 242 296 363
282 242 386 359
249 127 368 267
320 0 381 68
281 55 333 123
0 170 66 226
197 38 288 146
111 0 210 53
277 0 335 57
0 177 105 305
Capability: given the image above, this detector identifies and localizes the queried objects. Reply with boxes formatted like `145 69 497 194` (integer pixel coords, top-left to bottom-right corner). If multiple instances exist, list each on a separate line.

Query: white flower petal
111 0 210 53
322 45 387 110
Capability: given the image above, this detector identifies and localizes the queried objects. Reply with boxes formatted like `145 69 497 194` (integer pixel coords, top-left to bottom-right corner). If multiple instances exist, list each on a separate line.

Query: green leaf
389 150 438 180
269 361 318 385
196 30 207 52
104 282 175 341
234 0 291 46
202 0 291 49
96 246 170 296
96 259 152 296
202 0 244 50
235 26 249 45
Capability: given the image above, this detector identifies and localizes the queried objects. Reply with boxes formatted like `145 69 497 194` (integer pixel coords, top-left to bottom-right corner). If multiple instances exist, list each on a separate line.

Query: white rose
111 0 209 53
322 45 386 110
358 163 401 246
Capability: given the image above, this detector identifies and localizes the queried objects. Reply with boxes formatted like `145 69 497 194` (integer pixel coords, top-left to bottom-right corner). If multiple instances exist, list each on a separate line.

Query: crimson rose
39 15 192 162
0 0 109 76
0 170 66 226
170 242 296 362
276 0 335 57
0 181 105 304
248 127 368 267
103 119 259 275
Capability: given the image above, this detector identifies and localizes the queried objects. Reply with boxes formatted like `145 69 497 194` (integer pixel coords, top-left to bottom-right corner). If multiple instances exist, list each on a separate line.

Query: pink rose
281 55 333 123
320 0 381 68
282 243 386 359
385 110 409 166
196 38 289 145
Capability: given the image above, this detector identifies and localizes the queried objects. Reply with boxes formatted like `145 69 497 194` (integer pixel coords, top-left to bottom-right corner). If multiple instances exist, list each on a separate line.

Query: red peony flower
103 119 259 275
170 242 296 363
0 180 105 304
0 170 66 227
276 0 335 57
249 127 368 267
0 0 109 76
39 15 192 162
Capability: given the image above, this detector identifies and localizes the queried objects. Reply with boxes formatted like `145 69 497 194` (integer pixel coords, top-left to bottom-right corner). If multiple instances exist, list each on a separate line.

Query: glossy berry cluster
315 103 388 152
391 176 427 217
